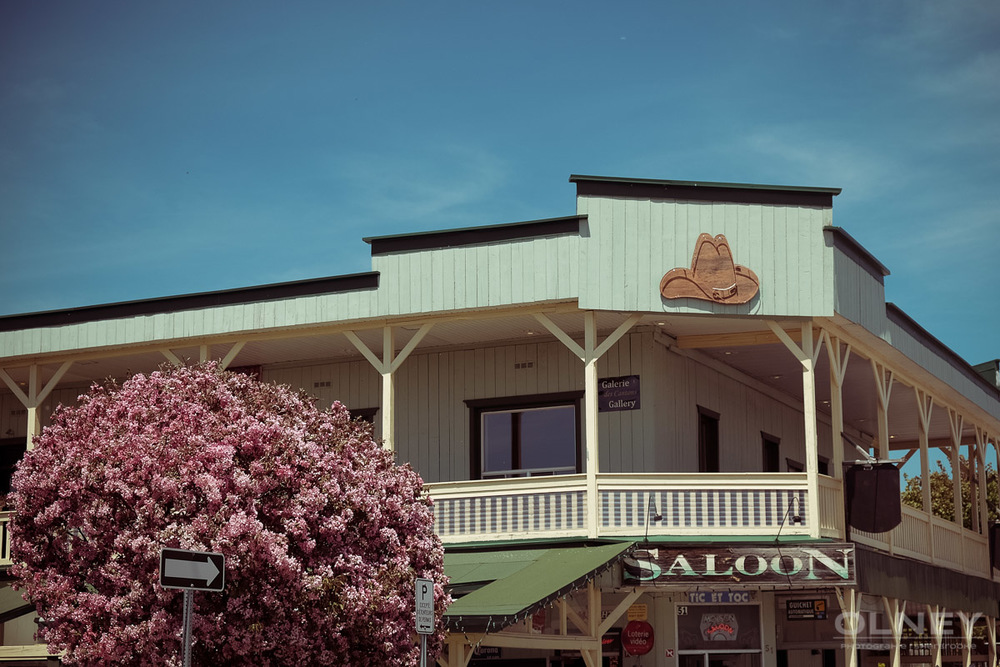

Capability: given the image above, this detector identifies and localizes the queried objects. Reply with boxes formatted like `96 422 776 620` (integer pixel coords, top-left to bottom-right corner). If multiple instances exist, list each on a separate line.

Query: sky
1 1 998 366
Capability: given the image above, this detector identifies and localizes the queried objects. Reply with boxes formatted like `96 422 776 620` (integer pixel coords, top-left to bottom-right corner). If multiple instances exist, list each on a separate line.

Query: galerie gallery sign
623 544 856 586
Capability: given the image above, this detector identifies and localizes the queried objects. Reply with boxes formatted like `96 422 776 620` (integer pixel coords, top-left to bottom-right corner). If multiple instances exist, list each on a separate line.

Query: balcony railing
426 473 994 582
427 472 819 543
851 504 994 579
1 511 11 567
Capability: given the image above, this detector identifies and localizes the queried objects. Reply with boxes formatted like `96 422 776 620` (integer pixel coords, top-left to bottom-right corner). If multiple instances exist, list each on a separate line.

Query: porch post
949 410 965 529
381 326 395 452
0 361 73 449
870 361 894 461
767 320 822 538
344 323 434 453
915 388 935 516
826 334 851 481
927 604 946 667
836 588 862 667
533 311 640 539
988 616 997 667
882 597 905 667
584 312 600 539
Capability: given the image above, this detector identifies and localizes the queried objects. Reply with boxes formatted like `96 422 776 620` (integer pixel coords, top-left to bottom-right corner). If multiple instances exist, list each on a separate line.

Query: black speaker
845 463 901 533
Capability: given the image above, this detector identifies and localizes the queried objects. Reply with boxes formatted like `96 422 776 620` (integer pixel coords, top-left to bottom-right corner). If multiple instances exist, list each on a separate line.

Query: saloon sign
623 545 855 586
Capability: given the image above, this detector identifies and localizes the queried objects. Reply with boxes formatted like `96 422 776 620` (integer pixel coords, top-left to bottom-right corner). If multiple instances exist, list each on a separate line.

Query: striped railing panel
432 489 586 541
599 488 809 533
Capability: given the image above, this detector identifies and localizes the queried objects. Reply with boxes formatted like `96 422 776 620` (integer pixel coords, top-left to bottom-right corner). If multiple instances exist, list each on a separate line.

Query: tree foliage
901 456 999 528
10 364 448 666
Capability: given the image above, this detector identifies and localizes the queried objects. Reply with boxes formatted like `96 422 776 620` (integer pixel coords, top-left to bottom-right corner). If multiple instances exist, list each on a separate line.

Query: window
0 437 27 506
467 392 582 479
348 407 379 424
762 432 780 472
698 406 720 473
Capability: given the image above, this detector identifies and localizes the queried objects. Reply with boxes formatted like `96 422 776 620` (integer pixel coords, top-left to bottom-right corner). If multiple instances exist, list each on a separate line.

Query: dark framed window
698 406 720 473
466 392 582 479
348 407 379 424
0 437 27 504
762 432 781 472
785 457 829 475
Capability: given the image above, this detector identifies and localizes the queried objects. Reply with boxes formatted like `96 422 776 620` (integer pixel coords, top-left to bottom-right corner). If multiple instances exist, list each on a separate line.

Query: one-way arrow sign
160 548 225 592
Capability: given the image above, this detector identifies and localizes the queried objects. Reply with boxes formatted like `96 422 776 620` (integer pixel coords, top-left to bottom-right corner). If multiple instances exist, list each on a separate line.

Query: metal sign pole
181 589 193 667
420 634 427 667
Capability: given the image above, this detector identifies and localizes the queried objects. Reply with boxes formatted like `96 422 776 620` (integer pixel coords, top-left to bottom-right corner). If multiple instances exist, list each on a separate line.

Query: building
1 174 999 667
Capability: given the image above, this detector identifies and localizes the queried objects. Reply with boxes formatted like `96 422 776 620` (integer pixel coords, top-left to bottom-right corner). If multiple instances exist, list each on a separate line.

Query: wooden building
1 174 998 667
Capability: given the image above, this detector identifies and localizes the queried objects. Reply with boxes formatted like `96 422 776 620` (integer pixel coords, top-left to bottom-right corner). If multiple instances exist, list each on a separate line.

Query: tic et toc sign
598 375 640 412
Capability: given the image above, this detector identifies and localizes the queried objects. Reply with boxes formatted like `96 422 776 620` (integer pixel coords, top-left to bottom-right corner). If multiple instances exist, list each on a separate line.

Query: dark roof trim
363 216 584 256
571 174 841 207
886 303 1000 400
824 226 891 281
0 272 380 333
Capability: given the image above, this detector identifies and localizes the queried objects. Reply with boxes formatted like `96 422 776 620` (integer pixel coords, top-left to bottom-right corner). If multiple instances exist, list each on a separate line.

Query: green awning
443 542 634 633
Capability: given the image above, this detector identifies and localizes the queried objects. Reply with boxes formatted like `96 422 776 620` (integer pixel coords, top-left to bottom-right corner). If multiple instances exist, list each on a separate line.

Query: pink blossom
10 363 449 666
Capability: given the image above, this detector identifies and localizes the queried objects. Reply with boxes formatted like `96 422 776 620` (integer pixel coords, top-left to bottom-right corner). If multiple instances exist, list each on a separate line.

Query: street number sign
160 548 225 592
415 577 434 634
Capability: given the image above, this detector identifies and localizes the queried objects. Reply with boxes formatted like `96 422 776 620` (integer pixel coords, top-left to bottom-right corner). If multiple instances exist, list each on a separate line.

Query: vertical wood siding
253 332 819 485
577 195 835 317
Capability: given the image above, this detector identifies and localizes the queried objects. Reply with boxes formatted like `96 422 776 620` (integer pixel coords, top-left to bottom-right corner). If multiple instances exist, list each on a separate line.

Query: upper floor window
466 392 582 479
698 406 720 473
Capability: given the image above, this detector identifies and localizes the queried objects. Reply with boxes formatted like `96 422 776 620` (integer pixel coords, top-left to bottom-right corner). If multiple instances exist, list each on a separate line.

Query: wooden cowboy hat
659 233 759 304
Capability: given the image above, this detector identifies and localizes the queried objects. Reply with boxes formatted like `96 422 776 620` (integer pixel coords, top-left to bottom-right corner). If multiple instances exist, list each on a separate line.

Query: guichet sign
623 544 855 586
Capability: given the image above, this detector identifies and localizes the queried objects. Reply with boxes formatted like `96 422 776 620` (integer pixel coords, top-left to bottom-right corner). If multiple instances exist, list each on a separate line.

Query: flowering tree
10 364 448 666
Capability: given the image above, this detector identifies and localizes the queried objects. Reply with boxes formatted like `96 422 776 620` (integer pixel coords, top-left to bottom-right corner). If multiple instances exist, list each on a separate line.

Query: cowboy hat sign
660 233 760 304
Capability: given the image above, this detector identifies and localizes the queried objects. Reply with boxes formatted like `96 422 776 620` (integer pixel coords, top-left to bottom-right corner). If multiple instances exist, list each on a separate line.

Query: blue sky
2 1 998 366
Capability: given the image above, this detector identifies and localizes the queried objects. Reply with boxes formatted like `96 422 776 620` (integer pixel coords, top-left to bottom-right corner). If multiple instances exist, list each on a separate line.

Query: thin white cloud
327 145 510 227
742 130 899 200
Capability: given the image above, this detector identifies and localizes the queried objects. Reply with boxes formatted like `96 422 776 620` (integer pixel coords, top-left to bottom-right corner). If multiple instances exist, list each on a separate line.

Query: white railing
428 474 589 543
0 511 11 567
427 472 814 543
850 504 993 579
597 473 810 537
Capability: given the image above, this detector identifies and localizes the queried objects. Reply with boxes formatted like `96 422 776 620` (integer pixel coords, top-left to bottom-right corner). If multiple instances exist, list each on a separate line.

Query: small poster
598 375 640 412
787 599 827 620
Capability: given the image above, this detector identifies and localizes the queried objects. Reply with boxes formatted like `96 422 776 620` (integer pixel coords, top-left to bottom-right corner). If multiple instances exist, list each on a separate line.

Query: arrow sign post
160 548 225 592
160 548 225 667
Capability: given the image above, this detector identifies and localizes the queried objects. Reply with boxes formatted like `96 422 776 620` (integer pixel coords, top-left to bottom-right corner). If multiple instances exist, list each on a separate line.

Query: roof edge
364 215 584 256
886 303 1000 401
0 272 380 333
571 174 841 207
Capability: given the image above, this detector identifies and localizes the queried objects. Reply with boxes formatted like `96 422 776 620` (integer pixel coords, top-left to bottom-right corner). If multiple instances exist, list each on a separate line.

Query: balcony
427 472 996 581
428 472 840 542
0 479 992 581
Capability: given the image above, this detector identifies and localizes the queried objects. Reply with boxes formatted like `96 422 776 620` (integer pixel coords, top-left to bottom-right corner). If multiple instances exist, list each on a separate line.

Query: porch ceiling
0 309 984 456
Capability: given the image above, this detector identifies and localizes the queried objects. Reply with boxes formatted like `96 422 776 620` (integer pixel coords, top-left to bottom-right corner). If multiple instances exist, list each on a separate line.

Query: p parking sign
415 578 434 634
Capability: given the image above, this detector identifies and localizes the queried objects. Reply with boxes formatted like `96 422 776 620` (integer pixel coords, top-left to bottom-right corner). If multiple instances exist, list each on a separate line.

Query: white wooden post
927 604 946 667
882 597 905 667
826 334 851 481
533 311 640 539
871 361 895 461
767 320 822 538
915 389 935 515
345 323 433 453
0 362 73 449
836 588 862 667
949 410 965 528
